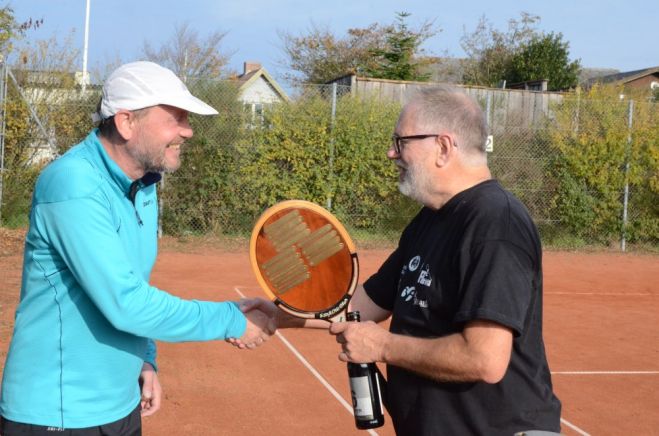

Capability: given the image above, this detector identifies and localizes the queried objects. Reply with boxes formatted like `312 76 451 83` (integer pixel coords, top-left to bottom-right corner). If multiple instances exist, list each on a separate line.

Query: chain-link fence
1 62 657 250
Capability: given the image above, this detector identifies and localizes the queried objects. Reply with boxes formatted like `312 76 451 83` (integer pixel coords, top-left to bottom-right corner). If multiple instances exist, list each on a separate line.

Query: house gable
236 62 288 104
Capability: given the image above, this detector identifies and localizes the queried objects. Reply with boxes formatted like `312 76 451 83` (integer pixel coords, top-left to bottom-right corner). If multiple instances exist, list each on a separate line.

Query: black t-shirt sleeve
363 208 425 311
363 246 405 311
453 240 536 336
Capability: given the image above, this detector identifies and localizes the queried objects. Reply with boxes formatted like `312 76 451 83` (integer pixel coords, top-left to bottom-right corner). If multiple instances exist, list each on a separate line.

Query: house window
245 102 266 127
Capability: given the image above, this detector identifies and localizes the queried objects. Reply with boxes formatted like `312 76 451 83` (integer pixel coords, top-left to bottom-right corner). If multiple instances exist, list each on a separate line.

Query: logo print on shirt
408 255 421 272
417 264 432 287
401 286 416 302
400 285 428 308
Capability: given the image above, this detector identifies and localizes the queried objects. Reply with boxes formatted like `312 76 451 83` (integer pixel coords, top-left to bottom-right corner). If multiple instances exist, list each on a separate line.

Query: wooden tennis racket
249 200 358 323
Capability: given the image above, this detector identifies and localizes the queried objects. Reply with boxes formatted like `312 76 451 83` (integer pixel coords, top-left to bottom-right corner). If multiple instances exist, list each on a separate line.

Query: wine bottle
346 311 385 429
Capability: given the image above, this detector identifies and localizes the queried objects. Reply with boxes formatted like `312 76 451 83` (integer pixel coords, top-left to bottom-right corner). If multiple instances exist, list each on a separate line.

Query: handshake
227 298 280 349
226 296 390 367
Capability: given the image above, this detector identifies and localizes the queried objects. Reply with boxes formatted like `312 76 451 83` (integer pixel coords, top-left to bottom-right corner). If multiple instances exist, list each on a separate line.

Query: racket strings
260 210 345 294
263 210 311 251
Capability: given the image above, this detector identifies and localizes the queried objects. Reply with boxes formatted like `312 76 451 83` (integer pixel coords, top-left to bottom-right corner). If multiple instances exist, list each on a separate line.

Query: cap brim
161 93 219 115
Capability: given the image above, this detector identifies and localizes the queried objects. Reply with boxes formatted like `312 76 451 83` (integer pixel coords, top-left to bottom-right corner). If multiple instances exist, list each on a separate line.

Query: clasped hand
330 320 389 363
227 298 278 349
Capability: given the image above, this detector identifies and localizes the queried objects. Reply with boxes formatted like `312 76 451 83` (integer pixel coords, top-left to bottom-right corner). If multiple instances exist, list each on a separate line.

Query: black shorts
0 404 141 436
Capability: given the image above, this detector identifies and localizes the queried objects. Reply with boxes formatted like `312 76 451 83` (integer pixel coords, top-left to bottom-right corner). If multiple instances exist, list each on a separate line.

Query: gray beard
397 162 429 205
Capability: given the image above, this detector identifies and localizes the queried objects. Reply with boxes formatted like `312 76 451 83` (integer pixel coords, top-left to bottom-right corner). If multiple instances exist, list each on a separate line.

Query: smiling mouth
167 143 183 150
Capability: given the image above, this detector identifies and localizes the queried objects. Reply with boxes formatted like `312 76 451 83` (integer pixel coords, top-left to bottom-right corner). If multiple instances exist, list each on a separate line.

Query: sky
6 0 659 84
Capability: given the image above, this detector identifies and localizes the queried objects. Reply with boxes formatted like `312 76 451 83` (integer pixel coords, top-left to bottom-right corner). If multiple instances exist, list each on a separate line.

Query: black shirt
364 180 561 435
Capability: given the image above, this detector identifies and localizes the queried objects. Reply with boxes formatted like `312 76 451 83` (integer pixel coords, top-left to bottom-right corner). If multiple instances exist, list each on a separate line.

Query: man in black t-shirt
327 85 562 435
243 85 562 435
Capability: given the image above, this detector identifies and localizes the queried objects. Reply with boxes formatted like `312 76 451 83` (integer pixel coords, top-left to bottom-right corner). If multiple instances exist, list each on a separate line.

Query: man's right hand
235 302 277 349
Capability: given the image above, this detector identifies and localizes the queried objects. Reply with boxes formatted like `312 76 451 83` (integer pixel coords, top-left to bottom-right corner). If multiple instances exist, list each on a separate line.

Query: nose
180 117 193 139
180 126 193 139
387 145 399 160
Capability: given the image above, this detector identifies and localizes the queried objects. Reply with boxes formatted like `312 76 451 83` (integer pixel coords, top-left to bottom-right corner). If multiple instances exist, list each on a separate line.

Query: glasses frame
391 134 440 154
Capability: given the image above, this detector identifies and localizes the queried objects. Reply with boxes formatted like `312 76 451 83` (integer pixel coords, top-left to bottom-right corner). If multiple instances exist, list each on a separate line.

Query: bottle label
350 375 374 419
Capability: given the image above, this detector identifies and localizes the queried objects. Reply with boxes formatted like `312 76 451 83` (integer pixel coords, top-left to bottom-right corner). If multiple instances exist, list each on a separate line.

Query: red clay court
1 239 657 435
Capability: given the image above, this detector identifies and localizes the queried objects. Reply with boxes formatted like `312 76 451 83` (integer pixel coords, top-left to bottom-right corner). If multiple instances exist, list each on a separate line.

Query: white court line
546 292 654 296
233 287 379 436
560 418 591 436
552 371 659 375
233 288 624 436
553 371 659 434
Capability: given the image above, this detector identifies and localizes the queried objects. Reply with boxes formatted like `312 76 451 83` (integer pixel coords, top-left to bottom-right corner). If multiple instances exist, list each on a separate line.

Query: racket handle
346 311 385 429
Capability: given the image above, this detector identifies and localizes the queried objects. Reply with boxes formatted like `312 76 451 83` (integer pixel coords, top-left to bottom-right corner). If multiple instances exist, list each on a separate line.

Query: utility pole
82 0 90 93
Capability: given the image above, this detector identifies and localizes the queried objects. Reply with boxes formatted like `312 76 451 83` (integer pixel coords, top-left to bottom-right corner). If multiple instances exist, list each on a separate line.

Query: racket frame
249 200 359 323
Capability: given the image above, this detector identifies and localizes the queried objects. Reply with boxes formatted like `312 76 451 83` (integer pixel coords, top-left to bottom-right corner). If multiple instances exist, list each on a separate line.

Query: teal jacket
0 130 247 428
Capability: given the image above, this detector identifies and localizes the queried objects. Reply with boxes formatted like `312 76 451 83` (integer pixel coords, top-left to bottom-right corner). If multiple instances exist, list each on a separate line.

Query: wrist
380 331 395 364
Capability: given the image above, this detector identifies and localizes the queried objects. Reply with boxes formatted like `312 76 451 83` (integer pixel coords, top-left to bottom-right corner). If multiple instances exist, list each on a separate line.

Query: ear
113 110 137 141
434 135 454 167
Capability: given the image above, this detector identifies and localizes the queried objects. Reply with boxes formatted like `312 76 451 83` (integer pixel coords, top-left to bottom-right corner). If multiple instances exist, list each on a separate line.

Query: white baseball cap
95 61 218 121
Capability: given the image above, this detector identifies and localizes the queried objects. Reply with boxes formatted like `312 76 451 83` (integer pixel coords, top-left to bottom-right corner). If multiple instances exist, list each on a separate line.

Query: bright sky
7 0 659 82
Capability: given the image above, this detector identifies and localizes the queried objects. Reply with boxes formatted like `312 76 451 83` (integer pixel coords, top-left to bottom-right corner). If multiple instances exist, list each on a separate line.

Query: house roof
235 67 289 101
578 67 620 84
586 66 659 86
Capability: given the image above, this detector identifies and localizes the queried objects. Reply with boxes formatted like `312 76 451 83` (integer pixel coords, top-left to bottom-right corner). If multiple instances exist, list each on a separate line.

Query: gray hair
409 85 488 153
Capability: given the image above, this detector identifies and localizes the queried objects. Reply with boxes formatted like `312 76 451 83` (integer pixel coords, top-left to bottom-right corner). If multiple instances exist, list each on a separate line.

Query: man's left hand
330 320 390 363
139 362 162 417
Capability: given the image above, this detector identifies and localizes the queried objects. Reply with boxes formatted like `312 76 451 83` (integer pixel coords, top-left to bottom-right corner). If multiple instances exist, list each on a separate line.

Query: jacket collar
84 129 161 199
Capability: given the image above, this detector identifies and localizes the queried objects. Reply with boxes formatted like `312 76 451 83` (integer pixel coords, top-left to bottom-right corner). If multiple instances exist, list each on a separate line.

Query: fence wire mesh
1 65 657 250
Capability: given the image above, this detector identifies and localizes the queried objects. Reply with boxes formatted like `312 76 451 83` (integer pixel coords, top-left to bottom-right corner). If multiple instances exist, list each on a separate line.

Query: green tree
461 12 540 87
278 23 390 84
279 13 437 84
365 12 435 81
506 32 581 91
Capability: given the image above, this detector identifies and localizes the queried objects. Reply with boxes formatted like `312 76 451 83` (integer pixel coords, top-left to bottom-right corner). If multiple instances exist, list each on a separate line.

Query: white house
235 62 288 124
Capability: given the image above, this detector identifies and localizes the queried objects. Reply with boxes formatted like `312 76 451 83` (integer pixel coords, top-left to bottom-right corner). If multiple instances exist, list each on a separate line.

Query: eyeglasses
391 134 440 154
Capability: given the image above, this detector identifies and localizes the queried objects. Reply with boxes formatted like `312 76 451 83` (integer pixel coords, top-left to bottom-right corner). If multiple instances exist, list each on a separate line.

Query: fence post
158 174 164 238
620 99 634 252
485 91 492 131
0 59 7 225
326 82 337 211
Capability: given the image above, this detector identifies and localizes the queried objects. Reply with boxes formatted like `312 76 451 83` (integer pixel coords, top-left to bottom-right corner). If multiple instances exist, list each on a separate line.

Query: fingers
244 336 266 350
226 337 247 349
329 321 349 335
331 321 388 363
238 298 261 313
235 308 276 349
139 364 162 417
238 298 278 317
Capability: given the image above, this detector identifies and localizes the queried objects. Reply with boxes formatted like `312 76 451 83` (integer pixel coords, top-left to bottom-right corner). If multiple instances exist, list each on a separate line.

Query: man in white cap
0 61 274 436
